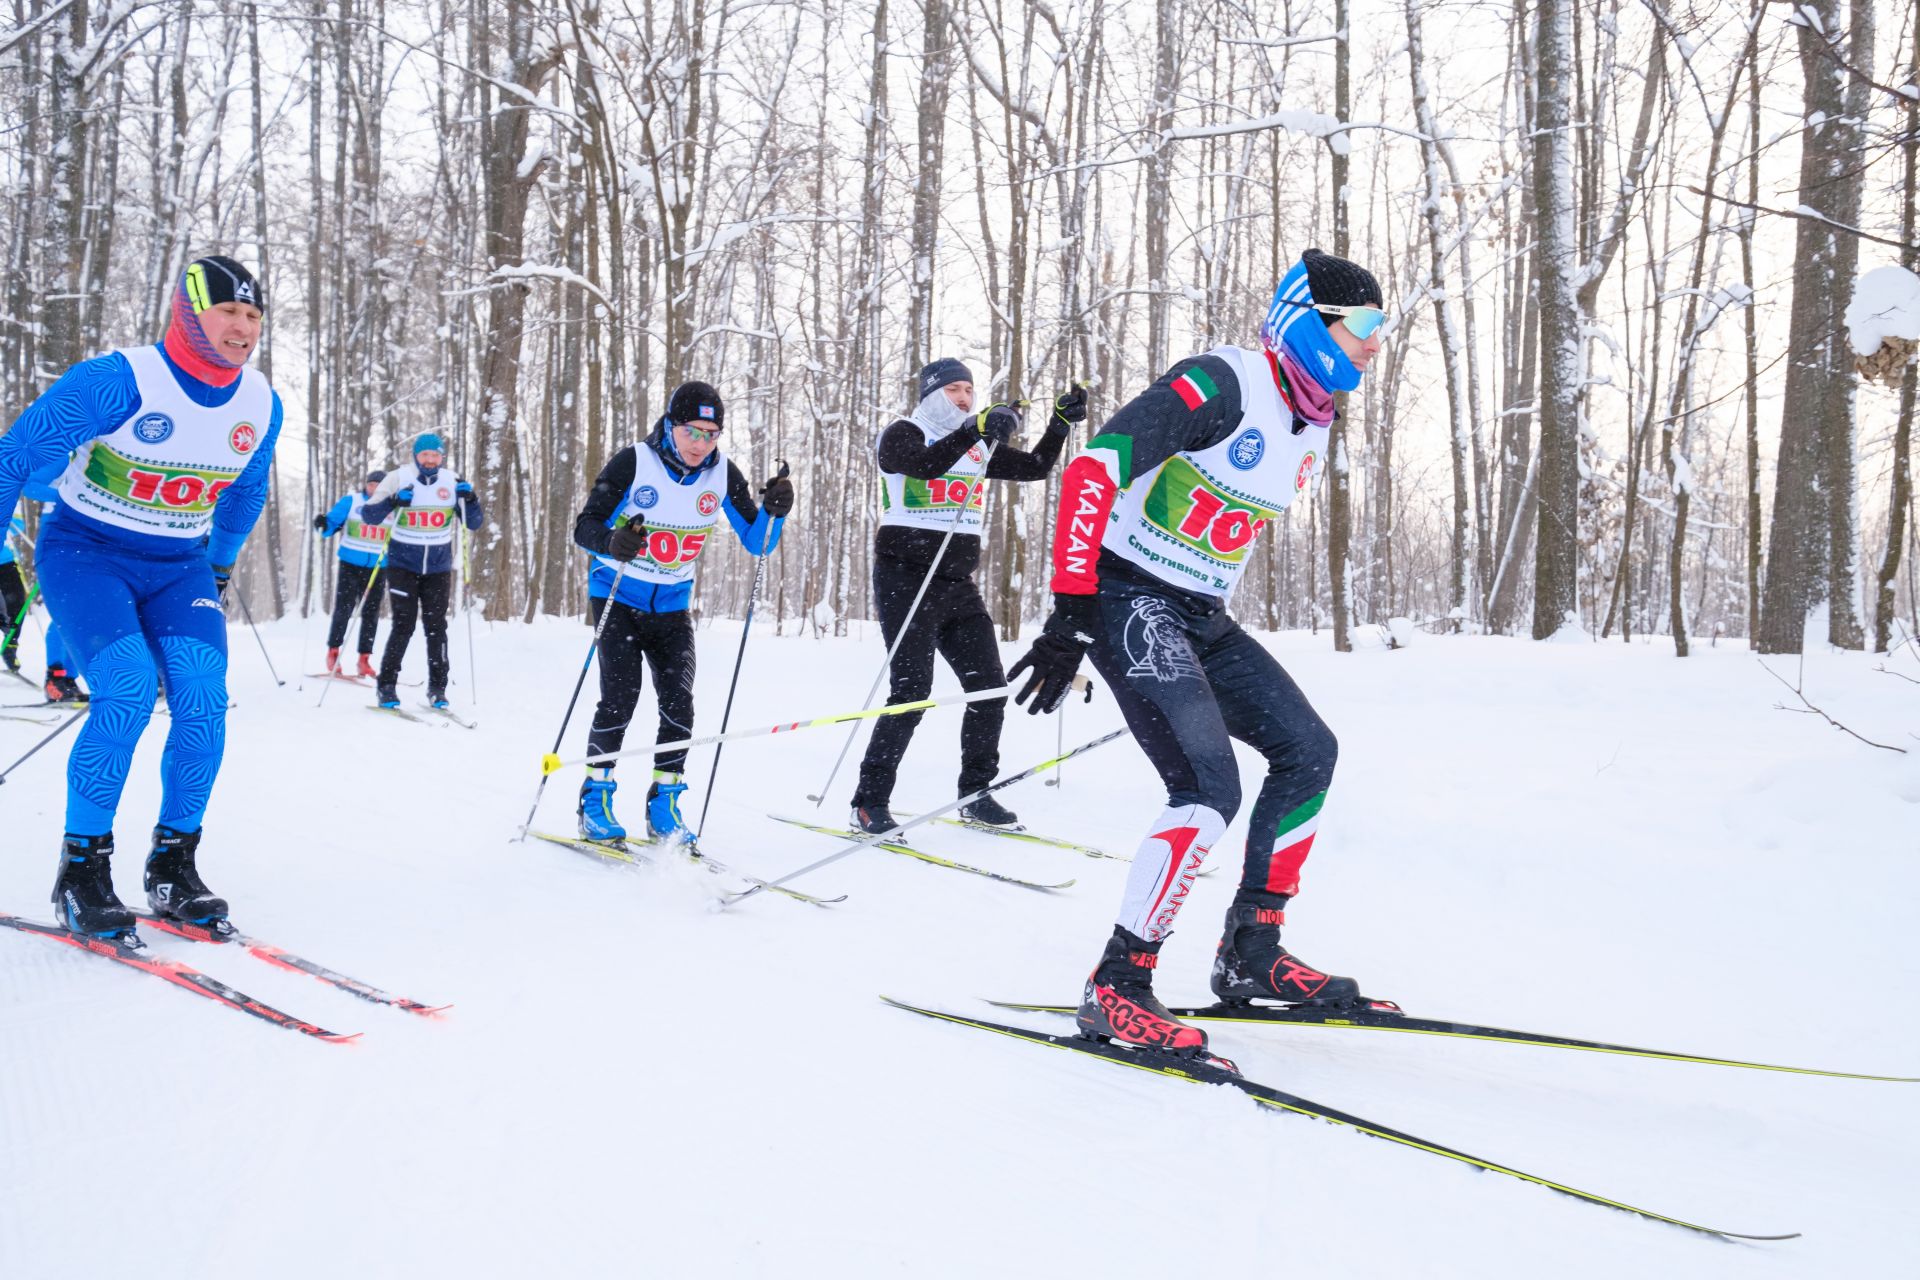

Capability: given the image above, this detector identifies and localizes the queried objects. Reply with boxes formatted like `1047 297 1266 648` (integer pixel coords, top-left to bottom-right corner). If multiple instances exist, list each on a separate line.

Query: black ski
134 913 448 1016
368 704 441 726
0 914 359 1042
770 815 1074 892
525 829 847 906
419 704 478 730
987 999 1917 1083
884 998 1797 1241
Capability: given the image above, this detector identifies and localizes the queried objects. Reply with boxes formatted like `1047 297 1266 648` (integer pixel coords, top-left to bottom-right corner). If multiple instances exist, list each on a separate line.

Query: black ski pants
379 565 452 690
326 560 385 653
587 599 696 776
853 555 1008 806
0 561 27 663
1087 564 1338 901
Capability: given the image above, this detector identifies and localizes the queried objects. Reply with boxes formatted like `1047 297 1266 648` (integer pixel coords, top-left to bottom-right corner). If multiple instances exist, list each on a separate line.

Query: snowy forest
0 0 1914 655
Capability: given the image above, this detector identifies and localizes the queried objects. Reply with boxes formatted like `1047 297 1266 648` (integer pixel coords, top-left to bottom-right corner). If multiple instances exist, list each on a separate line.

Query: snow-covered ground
1 612 1915 1278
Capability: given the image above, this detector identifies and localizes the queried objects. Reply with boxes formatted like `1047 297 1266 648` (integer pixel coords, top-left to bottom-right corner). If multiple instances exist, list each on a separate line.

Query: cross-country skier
570 381 791 843
1008 248 1387 1053
0 253 282 941
1 512 30 675
361 435 484 710
1 479 85 702
311 468 391 678
847 359 1085 835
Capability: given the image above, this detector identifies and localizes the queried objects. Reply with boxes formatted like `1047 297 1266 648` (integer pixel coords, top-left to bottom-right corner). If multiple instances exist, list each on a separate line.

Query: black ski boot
50 834 138 941
145 825 230 930
1210 890 1361 1007
1076 926 1209 1053
958 794 1020 829
43 665 86 704
376 682 401 710
849 802 900 836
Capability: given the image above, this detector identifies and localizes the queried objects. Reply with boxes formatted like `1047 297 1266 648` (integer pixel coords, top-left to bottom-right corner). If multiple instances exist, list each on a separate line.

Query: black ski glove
760 473 794 518
974 403 1019 449
1053 385 1088 429
607 519 647 562
311 514 329 533
1009 594 1100 714
211 564 234 602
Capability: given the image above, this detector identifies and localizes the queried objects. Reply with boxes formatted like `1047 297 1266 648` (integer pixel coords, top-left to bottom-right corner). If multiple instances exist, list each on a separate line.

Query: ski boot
145 825 230 929
1076 926 1208 1053
43 665 85 704
376 682 401 710
3 642 19 673
958 794 1020 829
1210 890 1360 1007
427 686 450 711
356 652 377 679
646 772 690 843
578 774 627 842
50 834 138 941
325 646 342 674
849 801 900 837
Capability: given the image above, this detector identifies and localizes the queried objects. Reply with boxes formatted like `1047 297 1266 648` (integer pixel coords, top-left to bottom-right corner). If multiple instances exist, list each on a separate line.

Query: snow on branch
1688 188 1916 252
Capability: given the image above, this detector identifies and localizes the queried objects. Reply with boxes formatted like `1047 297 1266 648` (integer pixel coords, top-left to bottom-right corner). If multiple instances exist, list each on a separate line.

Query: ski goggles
1307 301 1387 340
674 421 723 443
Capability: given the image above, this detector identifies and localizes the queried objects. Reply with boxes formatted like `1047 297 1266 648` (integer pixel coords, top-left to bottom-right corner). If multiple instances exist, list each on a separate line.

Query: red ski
136 914 449 1017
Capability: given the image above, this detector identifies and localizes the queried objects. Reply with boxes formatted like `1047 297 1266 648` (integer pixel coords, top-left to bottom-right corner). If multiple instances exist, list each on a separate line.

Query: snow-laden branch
444 264 614 311
1689 187 1917 251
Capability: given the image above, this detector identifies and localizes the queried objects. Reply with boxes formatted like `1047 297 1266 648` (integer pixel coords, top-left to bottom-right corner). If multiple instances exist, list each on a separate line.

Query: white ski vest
876 420 989 535
591 442 728 585
1104 345 1327 599
340 493 390 557
386 462 464 548
54 345 273 539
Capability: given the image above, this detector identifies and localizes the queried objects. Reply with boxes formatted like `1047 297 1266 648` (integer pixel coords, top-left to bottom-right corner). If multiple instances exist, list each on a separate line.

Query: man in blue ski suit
311 468 392 678
0 254 282 942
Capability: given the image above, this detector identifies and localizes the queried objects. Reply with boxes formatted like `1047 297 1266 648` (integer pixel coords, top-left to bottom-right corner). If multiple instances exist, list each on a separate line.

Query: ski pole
316 557 385 709
1045 674 1093 788
2 581 40 655
296 525 321 691
514 558 635 839
722 726 1130 906
806 436 1001 806
232 587 285 687
542 685 1014 774
695 460 788 842
460 527 478 706
0 704 86 787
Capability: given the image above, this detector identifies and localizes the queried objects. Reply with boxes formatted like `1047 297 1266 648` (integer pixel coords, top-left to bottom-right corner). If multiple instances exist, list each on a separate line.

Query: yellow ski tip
540 753 564 776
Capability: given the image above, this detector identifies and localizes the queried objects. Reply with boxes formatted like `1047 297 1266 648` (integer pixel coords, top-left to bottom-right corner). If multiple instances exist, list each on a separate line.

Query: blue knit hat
413 432 445 457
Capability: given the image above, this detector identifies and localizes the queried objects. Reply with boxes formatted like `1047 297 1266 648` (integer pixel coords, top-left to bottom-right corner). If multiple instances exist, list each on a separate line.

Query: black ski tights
379 566 452 689
586 599 696 775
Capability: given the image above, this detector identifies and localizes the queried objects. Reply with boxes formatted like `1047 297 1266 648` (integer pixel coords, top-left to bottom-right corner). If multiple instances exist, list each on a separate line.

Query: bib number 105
126 468 232 509
1176 487 1266 555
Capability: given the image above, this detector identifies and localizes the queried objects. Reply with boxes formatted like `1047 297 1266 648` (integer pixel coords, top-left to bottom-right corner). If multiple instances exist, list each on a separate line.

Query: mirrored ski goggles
675 421 723 443
1313 302 1387 340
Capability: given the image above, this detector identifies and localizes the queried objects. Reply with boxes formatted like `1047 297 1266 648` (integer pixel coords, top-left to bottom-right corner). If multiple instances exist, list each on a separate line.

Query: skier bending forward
1009 248 1387 1053
0 254 282 941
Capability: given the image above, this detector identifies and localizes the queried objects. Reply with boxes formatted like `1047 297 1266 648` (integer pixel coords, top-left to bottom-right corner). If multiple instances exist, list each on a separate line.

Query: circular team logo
229 422 257 454
1227 430 1264 471
1295 451 1318 491
966 444 985 464
437 487 451 500
697 491 720 516
634 486 659 509
132 413 175 444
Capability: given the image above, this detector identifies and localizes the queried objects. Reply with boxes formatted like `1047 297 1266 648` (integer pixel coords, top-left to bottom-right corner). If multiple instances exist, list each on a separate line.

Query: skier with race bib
0 254 282 942
1008 249 1387 1054
847 358 1085 835
361 435 484 711
311 468 392 679
1 493 86 704
570 381 791 844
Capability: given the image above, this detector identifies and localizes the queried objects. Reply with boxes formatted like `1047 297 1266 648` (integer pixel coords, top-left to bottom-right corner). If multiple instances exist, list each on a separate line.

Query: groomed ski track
1 615 1914 1278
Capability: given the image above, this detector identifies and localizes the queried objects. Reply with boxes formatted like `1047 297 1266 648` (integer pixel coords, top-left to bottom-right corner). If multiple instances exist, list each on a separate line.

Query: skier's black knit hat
667 381 724 430
1301 248 1383 324
916 358 973 402
365 469 387 484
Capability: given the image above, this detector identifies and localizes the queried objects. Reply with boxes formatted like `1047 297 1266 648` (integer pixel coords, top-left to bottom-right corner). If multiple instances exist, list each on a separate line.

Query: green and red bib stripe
1170 366 1221 412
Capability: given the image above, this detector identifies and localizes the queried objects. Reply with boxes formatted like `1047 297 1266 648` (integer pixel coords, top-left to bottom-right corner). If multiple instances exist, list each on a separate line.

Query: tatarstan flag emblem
1170 367 1219 411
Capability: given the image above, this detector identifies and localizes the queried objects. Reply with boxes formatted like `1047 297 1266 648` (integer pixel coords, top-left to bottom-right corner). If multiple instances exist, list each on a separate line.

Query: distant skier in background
570 381 791 844
847 358 1084 835
0 253 283 941
311 467 392 679
361 435 484 711
1010 248 1387 1055
1 478 86 702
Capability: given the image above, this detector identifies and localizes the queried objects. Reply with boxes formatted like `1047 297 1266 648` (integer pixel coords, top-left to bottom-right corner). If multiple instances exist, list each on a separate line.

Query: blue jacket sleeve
321 494 352 537
0 353 140 533
720 460 783 555
206 390 285 568
461 486 485 531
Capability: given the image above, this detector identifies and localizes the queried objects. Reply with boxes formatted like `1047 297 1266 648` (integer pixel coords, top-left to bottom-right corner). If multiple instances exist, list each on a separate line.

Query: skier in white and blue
311 467 392 678
0 254 283 942
570 381 792 843
0 475 84 701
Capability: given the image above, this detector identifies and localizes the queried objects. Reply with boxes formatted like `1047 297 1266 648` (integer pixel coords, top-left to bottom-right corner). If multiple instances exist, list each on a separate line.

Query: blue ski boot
376 682 401 710
646 772 691 843
50 833 138 941
428 686 450 711
578 774 627 842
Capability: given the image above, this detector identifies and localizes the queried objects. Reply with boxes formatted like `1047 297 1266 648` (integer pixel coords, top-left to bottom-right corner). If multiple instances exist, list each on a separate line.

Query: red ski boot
1076 927 1208 1053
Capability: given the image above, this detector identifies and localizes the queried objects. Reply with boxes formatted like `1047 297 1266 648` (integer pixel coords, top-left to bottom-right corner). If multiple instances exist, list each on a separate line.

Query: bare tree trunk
1873 13 1917 653
905 0 950 370
1529 0 1580 639
1143 0 1176 373
1326 0 1353 651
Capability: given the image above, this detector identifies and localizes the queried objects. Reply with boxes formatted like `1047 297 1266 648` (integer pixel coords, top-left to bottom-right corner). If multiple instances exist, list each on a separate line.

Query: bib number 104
127 468 231 509
927 477 984 508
